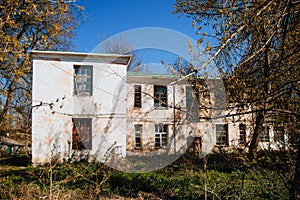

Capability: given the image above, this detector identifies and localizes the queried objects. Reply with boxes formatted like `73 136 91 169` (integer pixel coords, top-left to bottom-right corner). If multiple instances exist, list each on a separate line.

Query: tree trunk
248 111 264 161
0 77 17 128
248 47 271 161
291 137 300 200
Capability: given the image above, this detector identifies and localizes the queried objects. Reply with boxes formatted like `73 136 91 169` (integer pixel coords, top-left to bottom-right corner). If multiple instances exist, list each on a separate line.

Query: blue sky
72 0 206 73
73 0 197 52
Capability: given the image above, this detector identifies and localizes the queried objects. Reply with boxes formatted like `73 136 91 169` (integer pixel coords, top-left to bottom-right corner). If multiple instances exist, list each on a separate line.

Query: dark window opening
134 85 142 108
154 85 167 108
72 118 92 150
187 136 202 155
186 86 199 122
135 125 142 148
239 124 246 144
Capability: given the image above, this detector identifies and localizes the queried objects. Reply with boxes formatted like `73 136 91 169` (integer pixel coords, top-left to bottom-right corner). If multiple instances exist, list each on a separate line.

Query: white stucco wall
31 51 131 164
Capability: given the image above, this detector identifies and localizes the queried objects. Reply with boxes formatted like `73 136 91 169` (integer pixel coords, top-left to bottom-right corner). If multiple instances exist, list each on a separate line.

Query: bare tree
100 36 143 71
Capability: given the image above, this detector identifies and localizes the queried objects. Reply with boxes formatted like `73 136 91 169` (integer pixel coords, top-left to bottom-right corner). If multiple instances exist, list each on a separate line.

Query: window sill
133 107 142 109
215 144 229 147
154 146 168 150
154 107 168 110
73 95 93 97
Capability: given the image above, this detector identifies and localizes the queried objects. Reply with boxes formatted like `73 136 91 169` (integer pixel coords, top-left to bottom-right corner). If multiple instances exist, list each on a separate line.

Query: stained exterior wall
126 74 211 155
31 51 285 165
125 75 283 156
31 51 131 165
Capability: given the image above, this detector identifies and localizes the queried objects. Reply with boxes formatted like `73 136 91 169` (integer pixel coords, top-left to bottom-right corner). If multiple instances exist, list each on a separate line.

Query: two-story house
31 50 288 166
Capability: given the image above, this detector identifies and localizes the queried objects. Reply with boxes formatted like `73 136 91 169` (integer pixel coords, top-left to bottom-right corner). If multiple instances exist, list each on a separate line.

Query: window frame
73 65 93 96
134 124 142 149
216 124 229 146
260 126 270 142
239 123 246 145
134 85 142 108
154 85 168 108
274 126 284 142
187 136 202 155
186 86 199 122
155 124 168 149
72 118 92 150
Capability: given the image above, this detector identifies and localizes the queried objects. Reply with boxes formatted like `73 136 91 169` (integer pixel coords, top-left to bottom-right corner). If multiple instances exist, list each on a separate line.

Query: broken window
216 124 228 146
260 126 270 142
154 85 167 108
74 65 93 96
239 123 246 144
155 124 168 148
72 118 92 150
134 125 142 148
134 85 142 108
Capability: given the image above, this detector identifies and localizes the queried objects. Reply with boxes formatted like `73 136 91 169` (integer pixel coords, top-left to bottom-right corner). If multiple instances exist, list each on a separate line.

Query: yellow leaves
52 23 61 31
197 38 204 45
187 40 194 54
192 20 197 29
205 42 212 51
41 35 47 43
4 34 11 42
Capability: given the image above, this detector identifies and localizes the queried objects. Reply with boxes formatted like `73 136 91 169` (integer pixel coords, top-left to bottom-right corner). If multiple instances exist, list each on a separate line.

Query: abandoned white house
31 50 287 165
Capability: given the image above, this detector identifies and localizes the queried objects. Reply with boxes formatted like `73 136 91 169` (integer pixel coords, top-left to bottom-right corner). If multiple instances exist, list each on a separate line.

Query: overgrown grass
0 151 293 200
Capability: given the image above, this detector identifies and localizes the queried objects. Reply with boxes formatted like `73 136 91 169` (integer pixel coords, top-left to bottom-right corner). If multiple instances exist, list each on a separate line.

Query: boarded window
216 124 228 146
154 85 167 108
239 124 246 144
74 65 93 96
135 125 142 148
134 85 142 108
155 124 168 148
260 126 270 142
72 118 92 150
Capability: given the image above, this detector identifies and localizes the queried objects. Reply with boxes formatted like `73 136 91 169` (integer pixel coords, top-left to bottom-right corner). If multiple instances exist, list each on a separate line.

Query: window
187 136 201 155
135 125 142 148
72 118 92 150
154 85 167 108
186 86 199 122
216 124 228 146
288 134 299 148
155 124 168 148
274 126 284 142
260 126 270 142
134 85 142 108
239 124 246 144
74 65 93 96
